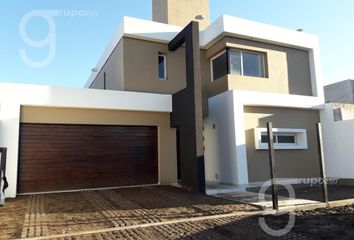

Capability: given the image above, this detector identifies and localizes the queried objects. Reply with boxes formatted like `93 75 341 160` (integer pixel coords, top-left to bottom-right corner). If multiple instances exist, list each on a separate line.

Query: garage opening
18 123 158 194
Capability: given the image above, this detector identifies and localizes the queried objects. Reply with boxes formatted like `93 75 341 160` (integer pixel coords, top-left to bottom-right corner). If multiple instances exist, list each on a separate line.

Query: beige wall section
20 106 177 185
152 0 210 29
90 39 124 90
205 37 313 97
243 106 320 182
123 37 186 94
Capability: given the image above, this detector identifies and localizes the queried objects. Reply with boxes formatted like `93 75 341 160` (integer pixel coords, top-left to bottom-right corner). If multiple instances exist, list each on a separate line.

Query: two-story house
86 0 325 193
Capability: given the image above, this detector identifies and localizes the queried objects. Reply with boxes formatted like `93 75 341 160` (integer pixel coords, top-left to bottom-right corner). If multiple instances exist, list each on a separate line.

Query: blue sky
1 0 353 88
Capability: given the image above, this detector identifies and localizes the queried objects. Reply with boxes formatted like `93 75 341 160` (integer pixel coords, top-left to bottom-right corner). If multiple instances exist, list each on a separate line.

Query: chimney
152 0 210 30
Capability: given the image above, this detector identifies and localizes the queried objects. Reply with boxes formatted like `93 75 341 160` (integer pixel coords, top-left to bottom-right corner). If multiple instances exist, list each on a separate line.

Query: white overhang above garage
0 82 172 112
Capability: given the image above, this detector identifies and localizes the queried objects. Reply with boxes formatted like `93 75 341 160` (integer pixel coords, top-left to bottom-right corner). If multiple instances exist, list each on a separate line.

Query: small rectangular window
261 134 276 143
158 54 167 80
103 72 106 90
333 108 343 121
277 135 296 144
261 133 296 144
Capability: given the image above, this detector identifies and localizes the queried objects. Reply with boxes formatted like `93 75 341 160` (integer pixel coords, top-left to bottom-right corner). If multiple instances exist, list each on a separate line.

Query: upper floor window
158 53 167 80
211 48 266 81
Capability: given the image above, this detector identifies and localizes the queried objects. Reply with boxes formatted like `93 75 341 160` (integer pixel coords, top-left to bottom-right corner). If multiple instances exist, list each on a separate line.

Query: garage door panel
18 123 158 193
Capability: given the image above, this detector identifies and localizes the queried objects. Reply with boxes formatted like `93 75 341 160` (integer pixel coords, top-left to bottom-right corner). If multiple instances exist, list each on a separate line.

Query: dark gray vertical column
267 122 278 210
169 21 205 193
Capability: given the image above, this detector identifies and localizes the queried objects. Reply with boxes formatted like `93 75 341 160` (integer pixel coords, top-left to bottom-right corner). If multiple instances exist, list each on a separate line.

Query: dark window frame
211 48 267 81
261 132 297 145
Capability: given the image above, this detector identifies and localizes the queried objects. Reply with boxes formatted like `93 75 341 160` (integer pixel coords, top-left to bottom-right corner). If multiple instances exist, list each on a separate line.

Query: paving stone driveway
0 186 313 239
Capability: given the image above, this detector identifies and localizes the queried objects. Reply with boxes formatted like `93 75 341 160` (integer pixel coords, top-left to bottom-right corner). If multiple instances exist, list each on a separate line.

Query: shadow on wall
204 113 238 185
286 49 313 96
244 106 321 183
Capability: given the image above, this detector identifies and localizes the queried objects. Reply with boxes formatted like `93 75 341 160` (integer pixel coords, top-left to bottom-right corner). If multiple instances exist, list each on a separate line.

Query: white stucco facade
204 90 324 186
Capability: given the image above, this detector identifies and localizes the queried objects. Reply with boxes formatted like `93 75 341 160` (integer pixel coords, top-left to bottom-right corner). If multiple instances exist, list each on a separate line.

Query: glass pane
228 50 241 75
243 52 264 77
277 135 296 144
261 134 276 143
158 55 165 79
212 52 228 80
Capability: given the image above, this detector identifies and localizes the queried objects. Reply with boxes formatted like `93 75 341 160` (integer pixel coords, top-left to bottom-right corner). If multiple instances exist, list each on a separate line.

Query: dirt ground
0 186 257 239
37 204 354 240
261 204 354 240
1 186 354 240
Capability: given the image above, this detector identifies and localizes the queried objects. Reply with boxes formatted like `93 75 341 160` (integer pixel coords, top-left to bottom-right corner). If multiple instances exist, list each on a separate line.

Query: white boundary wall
321 104 354 179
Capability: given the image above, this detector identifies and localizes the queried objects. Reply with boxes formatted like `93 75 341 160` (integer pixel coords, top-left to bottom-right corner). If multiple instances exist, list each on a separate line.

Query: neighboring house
87 0 325 193
324 79 354 104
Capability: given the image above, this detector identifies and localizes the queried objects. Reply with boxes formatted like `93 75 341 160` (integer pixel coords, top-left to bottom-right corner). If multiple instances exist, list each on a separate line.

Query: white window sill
256 143 308 150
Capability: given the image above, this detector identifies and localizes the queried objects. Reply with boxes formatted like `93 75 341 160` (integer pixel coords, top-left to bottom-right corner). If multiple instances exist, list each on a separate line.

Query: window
254 128 308 150
211 48 266 80
333 108 343 121
277 134 296 144
260 134 276 144
211 51 228 80
260 133 296 144
158 54 167 80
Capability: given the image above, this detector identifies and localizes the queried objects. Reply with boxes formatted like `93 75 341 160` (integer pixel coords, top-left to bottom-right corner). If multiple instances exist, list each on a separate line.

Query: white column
232 91 249 185
309 46 324 101
0 103 21 198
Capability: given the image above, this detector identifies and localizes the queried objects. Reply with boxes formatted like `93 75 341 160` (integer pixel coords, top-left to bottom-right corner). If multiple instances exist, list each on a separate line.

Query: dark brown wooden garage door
18 123 158 194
